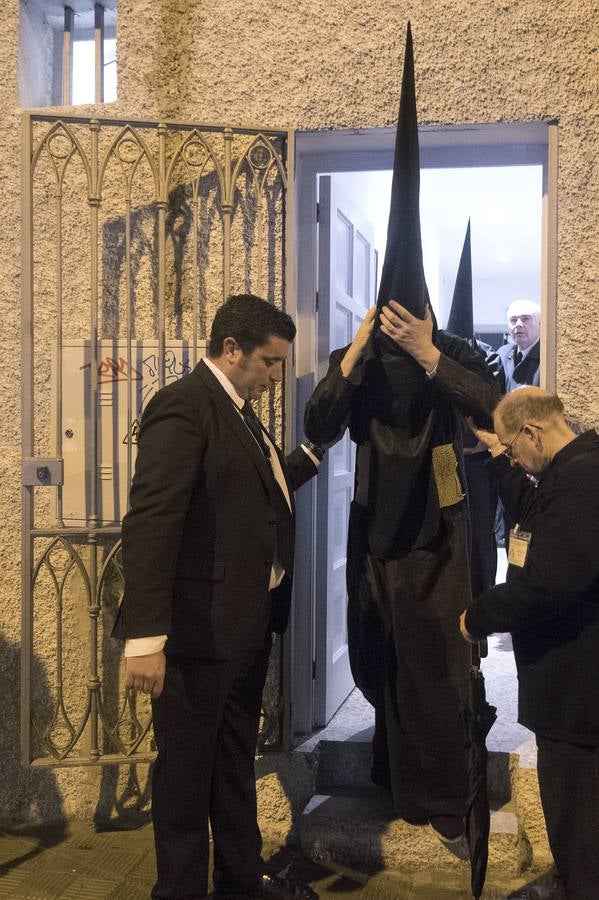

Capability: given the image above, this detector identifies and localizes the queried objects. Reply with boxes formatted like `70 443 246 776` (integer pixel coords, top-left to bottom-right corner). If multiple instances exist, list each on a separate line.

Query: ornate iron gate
21 113 292 766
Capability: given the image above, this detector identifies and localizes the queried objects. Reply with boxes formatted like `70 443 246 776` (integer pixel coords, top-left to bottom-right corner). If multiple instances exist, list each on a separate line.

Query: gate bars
21 112 291 765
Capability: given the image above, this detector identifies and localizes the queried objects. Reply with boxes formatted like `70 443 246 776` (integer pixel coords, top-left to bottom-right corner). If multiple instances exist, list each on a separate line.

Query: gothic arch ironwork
22 113 291 766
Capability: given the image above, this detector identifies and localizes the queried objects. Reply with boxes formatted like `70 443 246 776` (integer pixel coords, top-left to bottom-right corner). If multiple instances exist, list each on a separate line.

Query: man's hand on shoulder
125 650 166 699
466 417 505 457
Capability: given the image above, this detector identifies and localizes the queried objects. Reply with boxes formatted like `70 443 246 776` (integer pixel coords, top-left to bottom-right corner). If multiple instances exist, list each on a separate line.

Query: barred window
20 1 117 107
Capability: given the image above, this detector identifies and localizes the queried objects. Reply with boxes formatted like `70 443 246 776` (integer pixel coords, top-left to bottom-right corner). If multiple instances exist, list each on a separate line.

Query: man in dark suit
113 294 321 900
461 387 599 900
496 299 541 392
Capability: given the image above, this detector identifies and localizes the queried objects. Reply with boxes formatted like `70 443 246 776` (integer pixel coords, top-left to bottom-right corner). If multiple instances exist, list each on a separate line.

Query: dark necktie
514 349 522 368
241 401 270 459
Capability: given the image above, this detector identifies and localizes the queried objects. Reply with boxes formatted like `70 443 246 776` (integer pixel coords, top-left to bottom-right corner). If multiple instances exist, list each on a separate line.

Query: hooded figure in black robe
446 221 499 598
304 25 499 835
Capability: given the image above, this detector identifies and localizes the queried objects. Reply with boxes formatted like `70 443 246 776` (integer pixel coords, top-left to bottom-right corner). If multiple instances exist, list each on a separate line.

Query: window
19 1 117 107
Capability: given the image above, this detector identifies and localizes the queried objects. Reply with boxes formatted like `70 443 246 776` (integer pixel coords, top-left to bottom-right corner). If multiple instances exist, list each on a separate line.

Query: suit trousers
150 630 272 899
536 735 599 900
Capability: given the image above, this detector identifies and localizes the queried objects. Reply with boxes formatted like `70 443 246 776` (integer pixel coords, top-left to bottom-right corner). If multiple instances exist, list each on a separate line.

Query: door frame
287 121 557 742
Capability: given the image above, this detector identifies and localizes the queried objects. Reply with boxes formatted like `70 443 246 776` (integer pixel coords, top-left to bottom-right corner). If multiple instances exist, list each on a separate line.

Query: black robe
305 331 498 819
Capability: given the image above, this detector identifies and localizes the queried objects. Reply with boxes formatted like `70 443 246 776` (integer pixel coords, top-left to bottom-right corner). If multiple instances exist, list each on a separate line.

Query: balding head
507 300 541 350
493 387 575 473
495 387 563 434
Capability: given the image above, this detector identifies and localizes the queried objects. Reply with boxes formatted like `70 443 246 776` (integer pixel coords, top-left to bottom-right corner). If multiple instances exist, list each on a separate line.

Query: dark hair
208 294 296 357
496 390 564 433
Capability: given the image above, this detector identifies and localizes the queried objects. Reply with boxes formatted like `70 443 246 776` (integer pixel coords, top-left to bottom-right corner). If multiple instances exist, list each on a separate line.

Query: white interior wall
19 0 52 107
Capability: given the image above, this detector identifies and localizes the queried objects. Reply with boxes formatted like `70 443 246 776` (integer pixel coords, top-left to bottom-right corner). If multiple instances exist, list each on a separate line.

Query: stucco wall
114 0 598 414
1 0 598 822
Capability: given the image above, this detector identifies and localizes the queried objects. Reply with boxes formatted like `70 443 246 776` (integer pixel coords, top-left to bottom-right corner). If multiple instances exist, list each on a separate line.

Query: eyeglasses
503 425 526 461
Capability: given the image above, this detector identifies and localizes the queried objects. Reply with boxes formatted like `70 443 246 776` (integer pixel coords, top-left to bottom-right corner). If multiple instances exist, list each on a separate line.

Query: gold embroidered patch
432 443 465 508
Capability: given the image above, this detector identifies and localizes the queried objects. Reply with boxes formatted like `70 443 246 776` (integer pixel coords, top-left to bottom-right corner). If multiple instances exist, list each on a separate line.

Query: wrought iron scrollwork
24 115 289 765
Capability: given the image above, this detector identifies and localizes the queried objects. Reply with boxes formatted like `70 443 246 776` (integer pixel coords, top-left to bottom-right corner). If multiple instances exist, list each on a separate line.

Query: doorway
290 122 557 742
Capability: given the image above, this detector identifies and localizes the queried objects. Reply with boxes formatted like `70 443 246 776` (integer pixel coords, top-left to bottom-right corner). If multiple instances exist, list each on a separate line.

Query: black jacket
466 430 599 744
496 339 540 392
112 360 317 658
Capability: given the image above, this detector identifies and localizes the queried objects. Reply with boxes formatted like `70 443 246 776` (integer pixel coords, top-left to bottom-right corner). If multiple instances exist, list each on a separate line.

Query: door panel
314 175 376 725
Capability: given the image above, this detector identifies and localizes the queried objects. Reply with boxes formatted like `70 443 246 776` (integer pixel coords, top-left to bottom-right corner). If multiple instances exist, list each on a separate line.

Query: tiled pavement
0 821 561 899
0 818 157 900
1 821 421 900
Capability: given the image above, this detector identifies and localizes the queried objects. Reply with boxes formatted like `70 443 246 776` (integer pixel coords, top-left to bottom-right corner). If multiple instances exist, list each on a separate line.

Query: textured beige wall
0 0 35 816
112 0 599 417
1 0 598 823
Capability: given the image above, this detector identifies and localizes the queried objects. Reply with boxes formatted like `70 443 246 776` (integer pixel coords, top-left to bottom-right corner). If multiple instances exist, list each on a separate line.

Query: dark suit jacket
496 339 540 392
113 360 317 658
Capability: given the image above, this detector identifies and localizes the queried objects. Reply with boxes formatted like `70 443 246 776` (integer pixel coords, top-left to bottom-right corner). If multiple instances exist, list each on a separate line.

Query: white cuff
301 444 322 467
124 635 167 657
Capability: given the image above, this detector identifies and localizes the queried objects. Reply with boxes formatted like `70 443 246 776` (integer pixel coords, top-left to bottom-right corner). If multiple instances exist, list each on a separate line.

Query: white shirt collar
203 357 245 409
514 338 539 361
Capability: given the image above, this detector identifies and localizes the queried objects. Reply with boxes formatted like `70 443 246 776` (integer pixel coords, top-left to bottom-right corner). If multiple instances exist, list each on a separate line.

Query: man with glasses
460 387 599 900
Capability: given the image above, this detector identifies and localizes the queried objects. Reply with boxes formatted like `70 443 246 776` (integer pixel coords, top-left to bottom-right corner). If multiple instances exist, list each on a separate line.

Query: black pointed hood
446 220 473 341
365 22 434 423
351 24 450 558
375 22 429 325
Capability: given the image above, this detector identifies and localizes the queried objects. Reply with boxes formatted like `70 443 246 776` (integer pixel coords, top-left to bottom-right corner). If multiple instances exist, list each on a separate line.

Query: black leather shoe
261 873 317 900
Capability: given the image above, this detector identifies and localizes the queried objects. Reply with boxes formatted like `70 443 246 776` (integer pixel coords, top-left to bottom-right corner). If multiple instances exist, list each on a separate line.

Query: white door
314 175 377 726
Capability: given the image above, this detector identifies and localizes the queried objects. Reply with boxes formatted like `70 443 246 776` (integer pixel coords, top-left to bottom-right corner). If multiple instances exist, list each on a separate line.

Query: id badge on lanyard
508 524 532 568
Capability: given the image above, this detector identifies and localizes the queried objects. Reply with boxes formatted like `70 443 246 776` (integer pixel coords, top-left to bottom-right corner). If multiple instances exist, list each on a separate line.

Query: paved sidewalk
0 818 562 900
0 819 156 900
0 820 399 899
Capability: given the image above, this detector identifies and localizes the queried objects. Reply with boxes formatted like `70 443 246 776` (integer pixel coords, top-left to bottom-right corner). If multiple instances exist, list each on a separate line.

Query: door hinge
312 659 317 680
316 201 320 222
315 290 319 311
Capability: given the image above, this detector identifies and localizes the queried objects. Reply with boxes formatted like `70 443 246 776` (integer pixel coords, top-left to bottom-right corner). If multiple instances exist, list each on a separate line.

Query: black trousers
536 735 599 900
150 632 272 899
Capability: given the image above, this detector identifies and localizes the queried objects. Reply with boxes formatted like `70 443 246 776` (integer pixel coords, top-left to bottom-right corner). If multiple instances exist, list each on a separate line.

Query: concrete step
298 786 529 881
347 866 564 899
313 740 515 805
264 839 563 900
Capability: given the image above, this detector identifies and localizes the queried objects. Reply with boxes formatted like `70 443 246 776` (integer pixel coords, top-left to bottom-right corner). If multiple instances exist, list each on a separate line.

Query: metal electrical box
58 341 206 525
